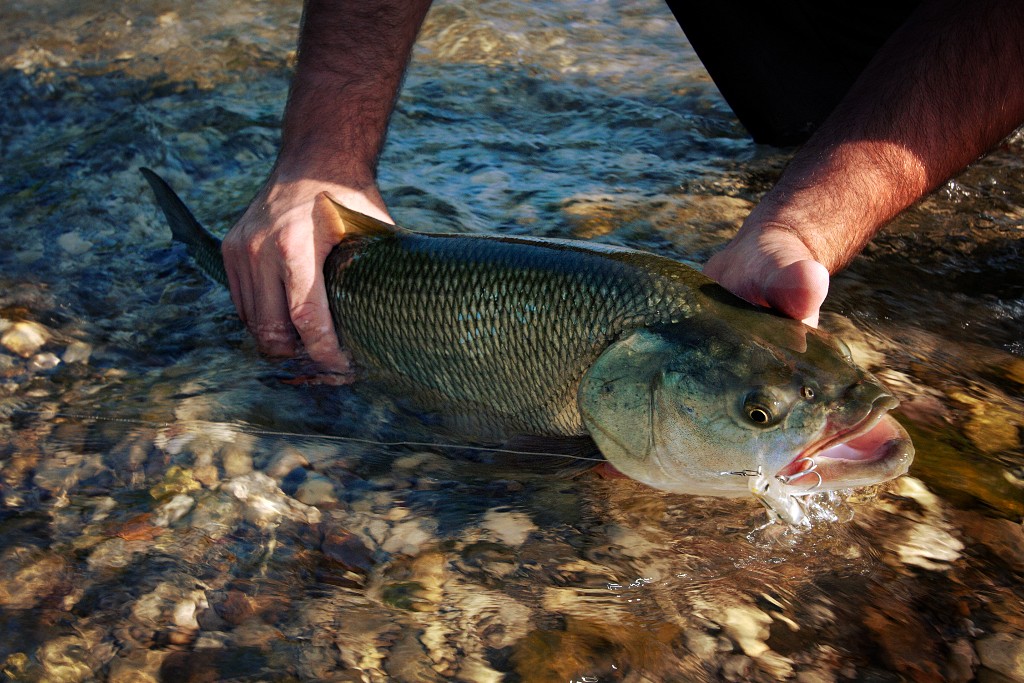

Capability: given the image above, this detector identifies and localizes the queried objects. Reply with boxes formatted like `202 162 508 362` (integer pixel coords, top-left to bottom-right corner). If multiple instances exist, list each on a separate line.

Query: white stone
896 521 964 570
1 321 48 357
481 508 536 547
294 474 338 506
29 352 61 371
61 341 92 364
58 231 93 255
720 604 773 658
381 519 433 555
153 494 195 526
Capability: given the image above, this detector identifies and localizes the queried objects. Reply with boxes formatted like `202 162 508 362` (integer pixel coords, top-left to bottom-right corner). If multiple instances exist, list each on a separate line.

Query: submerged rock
977 633 1024 681
1 321 48 357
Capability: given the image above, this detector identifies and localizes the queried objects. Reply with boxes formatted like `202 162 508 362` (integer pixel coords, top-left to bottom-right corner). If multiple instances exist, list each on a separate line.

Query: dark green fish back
326 233 704 437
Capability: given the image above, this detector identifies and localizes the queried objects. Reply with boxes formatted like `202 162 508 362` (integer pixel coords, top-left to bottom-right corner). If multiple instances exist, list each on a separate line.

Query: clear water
1 1 1022 681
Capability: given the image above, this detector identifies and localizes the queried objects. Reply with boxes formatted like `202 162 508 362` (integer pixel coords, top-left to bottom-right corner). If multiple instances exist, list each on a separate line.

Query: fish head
578 299 913 522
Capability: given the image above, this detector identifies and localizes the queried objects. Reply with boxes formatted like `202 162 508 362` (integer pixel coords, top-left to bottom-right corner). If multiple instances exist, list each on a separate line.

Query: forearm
752 0 1024 272
275 0 434 189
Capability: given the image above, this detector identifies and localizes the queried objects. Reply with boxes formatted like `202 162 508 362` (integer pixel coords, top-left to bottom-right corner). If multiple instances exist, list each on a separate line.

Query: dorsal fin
312 193 400 242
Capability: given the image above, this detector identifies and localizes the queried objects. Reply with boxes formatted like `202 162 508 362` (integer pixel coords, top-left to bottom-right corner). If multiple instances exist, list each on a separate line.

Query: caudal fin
140 168 229 287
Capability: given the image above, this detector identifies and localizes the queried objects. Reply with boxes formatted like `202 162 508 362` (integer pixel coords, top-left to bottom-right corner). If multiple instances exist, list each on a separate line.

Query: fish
141 168 913 524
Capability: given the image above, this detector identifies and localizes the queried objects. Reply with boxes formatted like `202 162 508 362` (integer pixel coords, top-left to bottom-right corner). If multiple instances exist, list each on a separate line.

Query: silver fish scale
326 233 699 437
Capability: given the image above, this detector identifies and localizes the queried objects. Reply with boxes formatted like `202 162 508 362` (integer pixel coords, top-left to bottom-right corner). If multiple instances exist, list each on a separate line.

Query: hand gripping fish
142 169 913 524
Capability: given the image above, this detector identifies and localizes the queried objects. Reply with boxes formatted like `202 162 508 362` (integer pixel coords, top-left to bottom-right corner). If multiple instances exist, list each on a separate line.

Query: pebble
221 472 321 526
221 443 255 477
893 521 964 571
264 447 309 480
0 549 68 609
1 320 48 357
152 494 195 527
38 635 102 683
719 604 772 658
381 519 435 556
57 231 93 255
61 340 92 364
106 651 166 683
481 508 536 547
28 352 60 371
977 633 1024 681
295 473 339 506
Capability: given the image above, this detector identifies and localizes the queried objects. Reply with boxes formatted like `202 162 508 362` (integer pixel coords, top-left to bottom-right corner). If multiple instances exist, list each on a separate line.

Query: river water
1 2 1022 681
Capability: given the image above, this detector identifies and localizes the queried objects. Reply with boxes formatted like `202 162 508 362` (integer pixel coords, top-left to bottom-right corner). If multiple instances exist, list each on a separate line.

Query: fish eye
748 407 772 424
742 389 785 428
800 385 815 400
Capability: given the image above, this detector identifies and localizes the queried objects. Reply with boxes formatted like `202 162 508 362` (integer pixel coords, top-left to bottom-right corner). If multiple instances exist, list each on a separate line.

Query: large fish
142 169 913 524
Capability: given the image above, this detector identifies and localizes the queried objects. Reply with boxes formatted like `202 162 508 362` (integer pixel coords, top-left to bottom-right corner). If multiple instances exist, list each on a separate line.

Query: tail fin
140 168 229 287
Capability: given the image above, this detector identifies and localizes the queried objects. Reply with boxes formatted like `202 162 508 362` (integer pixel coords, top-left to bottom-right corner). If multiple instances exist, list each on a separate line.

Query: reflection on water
1 0 1022 681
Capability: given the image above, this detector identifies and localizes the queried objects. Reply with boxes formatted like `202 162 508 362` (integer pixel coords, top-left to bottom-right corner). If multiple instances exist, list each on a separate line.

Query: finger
222 239 250 327
250 262 299 357
763 259 830 327
285 260 352 373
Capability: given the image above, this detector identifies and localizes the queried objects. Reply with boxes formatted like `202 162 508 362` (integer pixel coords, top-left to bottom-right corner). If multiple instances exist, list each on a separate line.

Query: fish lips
775 394 914 493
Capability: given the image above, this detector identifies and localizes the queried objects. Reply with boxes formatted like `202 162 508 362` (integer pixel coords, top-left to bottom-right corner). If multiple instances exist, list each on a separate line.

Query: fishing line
8 409 608 463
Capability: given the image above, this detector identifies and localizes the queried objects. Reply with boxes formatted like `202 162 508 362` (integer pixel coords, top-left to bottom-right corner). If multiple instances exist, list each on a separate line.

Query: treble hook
775 457 823 490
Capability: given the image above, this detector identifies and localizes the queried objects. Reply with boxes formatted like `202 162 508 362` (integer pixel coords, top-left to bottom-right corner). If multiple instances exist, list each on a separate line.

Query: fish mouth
775 393 914 492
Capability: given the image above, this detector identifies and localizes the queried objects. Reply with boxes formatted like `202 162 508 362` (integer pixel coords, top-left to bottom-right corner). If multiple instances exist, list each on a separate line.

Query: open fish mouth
775 395 915 492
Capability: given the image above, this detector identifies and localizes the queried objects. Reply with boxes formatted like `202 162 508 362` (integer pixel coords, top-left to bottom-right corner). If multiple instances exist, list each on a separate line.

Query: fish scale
326 232 699 437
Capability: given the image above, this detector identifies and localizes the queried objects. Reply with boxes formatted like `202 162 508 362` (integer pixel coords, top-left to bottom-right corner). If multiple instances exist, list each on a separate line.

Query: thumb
762 259 830 327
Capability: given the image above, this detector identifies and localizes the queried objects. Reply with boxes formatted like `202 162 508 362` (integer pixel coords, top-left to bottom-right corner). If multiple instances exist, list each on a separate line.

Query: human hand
703 223 830 327
221 174 393 372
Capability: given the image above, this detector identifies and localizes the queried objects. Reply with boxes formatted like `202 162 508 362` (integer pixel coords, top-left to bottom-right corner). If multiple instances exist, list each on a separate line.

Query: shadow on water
2 1 1023 680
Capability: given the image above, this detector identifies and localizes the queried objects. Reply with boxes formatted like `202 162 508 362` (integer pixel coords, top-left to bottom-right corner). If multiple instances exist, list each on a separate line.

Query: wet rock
38 634 108 683
684 629 718 659
892 521 964 571
955 511 1024 572
481 508 536 546
264 447 309 480
1 321 48 357
381 518 435 556
221 442 254 477
862 597 945 682
149 466 201 501
153 495 195 526
945 638 978 683
384 630 445 682
977 633 1024 681
87 537 145 570
719 604 772 658
720 653 754 682
321 526 375 574
107 651 167 683
61 340 92 364
295 472 338 506
0 548 69 609
28 352 60 371
221 472 321 526
57 231 93 255
949 388 1021 454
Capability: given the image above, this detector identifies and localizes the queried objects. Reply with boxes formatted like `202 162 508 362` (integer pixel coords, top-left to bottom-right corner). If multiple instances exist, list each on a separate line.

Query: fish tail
140 168 229 287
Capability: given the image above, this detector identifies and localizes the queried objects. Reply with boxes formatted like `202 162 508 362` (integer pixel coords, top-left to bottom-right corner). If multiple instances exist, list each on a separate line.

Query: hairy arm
222 0 433 369
705 0 1024 325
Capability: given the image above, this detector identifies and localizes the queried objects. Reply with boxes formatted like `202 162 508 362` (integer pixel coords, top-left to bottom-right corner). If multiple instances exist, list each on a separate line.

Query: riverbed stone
61 340 92 364
977 633 1024 681
1 321 48 357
